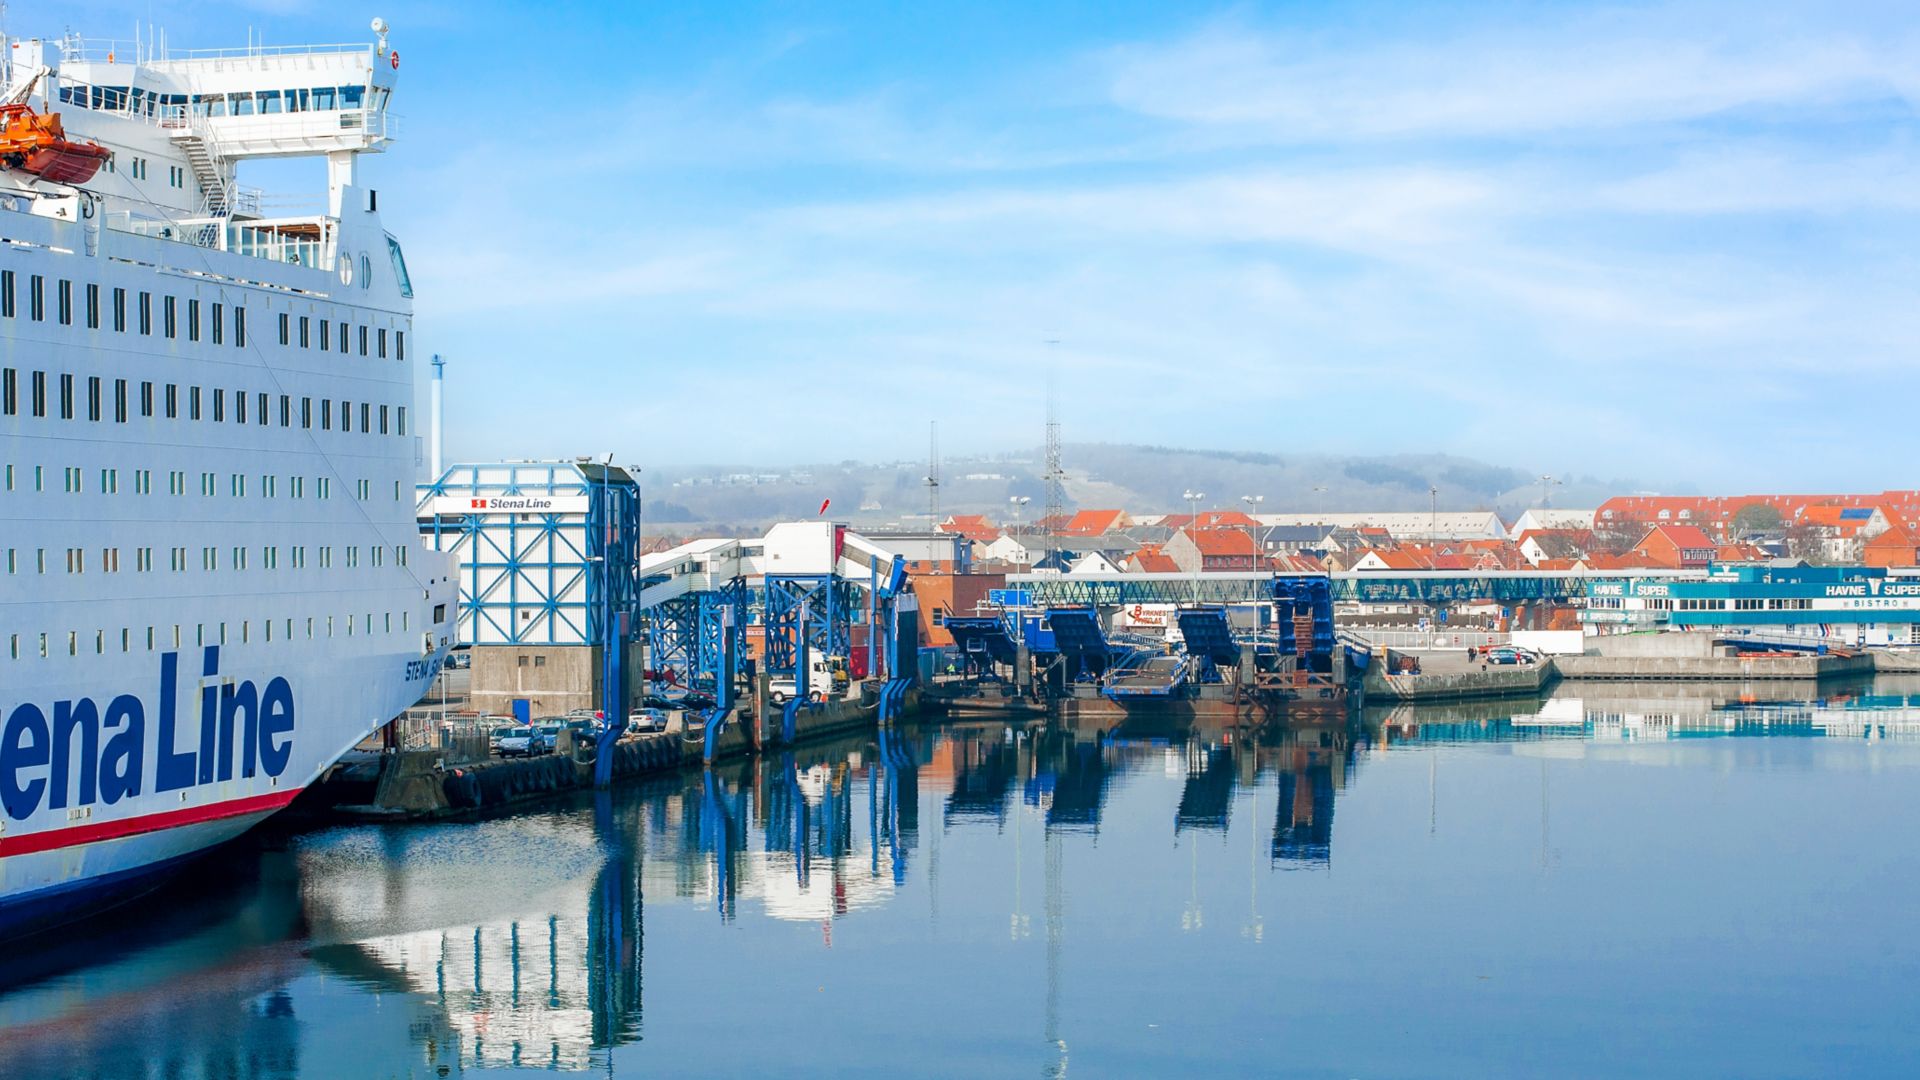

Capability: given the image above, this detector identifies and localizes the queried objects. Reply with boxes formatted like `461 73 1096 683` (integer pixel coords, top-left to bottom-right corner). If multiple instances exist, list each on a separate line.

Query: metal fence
393 713 495 766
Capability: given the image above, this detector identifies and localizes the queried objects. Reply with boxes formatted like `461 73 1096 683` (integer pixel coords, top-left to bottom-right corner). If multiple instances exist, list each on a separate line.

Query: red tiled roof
1061 509 1126 536
1186 528 1258 556
1132 551 1180 573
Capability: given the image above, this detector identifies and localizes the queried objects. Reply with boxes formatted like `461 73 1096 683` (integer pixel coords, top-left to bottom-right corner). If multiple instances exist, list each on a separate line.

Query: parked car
495 726 539 757
528 718 567 754
445 649 472 670
679 690 717 710
485 719 521 754
627 708 669 735
1485 646 1538 666
564 717 602 750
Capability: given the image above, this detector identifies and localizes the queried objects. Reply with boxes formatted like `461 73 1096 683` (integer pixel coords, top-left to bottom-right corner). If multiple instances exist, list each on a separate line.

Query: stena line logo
470 496 557 511
1 648 295 822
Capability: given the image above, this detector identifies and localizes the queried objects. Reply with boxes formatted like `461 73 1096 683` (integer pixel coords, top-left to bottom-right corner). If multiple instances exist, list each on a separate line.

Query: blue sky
20 1 1920 491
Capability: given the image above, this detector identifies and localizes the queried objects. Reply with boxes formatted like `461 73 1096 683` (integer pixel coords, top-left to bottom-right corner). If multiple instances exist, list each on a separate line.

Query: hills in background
644 444 1649 533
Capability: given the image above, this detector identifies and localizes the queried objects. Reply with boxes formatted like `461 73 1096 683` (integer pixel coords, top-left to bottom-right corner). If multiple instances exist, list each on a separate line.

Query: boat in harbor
0 20 456 940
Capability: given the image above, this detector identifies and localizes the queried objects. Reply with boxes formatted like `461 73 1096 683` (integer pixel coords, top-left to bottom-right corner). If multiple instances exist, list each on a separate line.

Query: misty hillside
643 444 1643 533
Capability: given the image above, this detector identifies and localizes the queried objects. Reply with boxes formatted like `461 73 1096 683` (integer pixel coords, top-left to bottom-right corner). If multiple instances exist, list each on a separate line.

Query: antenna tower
1044 382 1064 557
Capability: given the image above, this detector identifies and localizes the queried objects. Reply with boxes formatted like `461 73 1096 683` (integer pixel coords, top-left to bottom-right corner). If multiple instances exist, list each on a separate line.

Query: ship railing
55 38 378 63
86 101 400 145
105 209 339 268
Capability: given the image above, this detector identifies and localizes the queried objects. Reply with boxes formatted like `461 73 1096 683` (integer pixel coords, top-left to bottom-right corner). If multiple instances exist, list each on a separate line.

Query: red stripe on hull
0 789 302 858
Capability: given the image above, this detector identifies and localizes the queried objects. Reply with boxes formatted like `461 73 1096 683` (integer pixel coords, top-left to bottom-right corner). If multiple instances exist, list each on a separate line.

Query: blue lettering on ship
1 648 295 822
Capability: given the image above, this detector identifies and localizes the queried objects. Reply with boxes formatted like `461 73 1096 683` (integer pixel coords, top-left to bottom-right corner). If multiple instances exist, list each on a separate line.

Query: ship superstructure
0 20 456 937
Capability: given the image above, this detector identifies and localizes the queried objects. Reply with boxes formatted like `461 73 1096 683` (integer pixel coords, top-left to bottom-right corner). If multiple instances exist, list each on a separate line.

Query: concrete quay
323 684 920 821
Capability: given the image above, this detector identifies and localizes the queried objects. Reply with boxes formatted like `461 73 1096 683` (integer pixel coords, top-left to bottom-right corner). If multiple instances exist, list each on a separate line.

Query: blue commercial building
1582 564 1920 646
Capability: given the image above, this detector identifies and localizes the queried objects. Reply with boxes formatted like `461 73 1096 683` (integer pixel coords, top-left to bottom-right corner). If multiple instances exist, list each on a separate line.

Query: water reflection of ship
0 847 310 1079
298 796 644 1072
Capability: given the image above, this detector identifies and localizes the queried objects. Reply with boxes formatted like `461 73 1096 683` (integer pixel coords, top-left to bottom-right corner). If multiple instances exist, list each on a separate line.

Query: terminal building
1581 564 1920 646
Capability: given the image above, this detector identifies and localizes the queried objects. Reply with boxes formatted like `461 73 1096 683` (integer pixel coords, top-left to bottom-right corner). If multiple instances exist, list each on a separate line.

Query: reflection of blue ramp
945 616 1018 665
1176 607 1240 668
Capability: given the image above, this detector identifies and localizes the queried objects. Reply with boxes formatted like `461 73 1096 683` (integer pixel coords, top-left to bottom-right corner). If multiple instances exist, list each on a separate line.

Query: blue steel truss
647 597 699 678
421 462 605 646
696 580 748 690
763 575 857 677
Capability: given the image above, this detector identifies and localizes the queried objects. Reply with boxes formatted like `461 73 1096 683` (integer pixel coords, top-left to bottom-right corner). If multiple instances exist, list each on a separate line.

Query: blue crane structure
636 523 916 763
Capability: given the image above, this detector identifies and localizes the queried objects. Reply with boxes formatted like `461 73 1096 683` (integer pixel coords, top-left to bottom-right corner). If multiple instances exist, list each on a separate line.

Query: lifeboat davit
0 104 113 185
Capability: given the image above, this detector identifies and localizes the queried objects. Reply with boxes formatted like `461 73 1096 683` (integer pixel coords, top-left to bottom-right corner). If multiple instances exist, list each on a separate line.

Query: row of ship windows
8 612 413 662
5 543 411 575
0 271 406 360
3 466 403 502
1 368 407 437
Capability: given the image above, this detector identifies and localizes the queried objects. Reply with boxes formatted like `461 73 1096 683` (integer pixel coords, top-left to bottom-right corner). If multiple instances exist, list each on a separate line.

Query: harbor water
6 677 1920 1077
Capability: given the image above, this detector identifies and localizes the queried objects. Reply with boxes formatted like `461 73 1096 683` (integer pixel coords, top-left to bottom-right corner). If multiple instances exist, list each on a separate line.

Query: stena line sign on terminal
429 495 592 515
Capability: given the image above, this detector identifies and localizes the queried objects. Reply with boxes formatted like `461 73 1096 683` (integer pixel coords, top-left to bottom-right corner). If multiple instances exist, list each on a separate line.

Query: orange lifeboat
0 104 113 184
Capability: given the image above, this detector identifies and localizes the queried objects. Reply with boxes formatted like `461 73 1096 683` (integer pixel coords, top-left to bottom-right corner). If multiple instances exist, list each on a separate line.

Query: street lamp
1538 474 1562 509
1009 496 1031 568
1242 495 1264 566
1182 490 1204 599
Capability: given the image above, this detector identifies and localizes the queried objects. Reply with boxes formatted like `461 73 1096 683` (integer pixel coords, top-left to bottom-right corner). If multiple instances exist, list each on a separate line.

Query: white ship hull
0 27 456 936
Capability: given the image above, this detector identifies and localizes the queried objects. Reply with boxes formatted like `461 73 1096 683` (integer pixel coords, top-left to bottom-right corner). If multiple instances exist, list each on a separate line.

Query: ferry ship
0 20 457 939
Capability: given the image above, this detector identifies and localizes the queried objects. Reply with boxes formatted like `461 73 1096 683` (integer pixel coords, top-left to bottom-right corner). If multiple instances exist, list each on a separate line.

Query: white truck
769 654 849 704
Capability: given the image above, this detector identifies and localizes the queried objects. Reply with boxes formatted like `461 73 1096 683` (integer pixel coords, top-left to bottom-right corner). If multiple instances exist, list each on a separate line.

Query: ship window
301 397 312 429
319 319 330 351
338 322 348 353
163 295 176 338
141 381 153 417
279 313 290 345
311 87 337 111
359 325 368 356
396 330 406 360
340 86 365 110
279 395 290 427
361 402 370 433
285 88 308 113
229 92 255 117
299 316 311 348
115 379 127 423
339 400 349 431
387 237 414 300
379 404 389 434
212 302 224 345
397 406 407 436
2 368 13 415
164 384 177 419
32 371 45 417
0 270 11 317
112 288 126 332
85 284 99 328
378 328 388 357
138 292 151 335
194 93 225 118
59 373 74 419
57 280 71 325
87 376 101 421
320 401 331 431
236 390 248 425
234 307 246 347
258 90 282 114
29 275 43 321
213 389 225 423
188 299 201 341
257 392 267 426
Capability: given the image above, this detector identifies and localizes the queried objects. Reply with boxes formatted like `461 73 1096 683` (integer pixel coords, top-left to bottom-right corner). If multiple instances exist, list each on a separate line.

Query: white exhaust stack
429 353 445 479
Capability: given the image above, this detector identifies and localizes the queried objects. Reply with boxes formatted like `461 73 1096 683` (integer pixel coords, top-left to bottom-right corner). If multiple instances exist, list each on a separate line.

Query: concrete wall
1586 632 1720 659
469 644 647 718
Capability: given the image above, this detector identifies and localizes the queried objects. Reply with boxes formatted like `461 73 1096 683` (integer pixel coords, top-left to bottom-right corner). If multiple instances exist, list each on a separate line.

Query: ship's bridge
28 38 400 160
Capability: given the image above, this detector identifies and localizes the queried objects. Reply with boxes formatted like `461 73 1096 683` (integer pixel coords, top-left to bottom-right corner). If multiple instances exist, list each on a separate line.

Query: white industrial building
1255 511 1508 541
